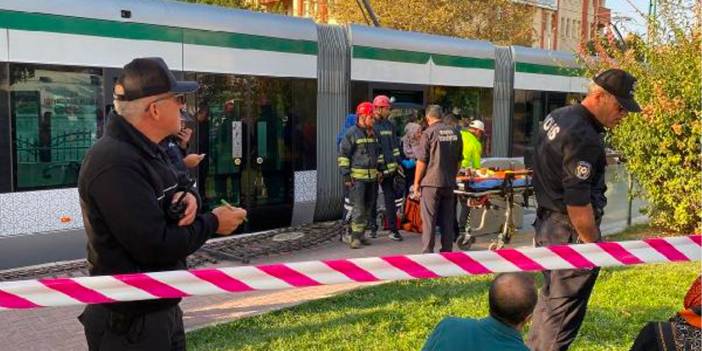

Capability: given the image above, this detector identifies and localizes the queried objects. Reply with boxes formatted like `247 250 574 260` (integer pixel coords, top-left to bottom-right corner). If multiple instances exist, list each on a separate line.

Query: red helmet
373 95 391 108
356 102 374 117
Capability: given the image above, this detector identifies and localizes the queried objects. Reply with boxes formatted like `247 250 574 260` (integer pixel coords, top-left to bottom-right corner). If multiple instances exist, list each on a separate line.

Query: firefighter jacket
373 118 402 175
338 125 385 182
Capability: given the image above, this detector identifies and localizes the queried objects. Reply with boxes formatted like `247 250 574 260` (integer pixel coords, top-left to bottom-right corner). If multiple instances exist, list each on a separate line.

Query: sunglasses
609 95 626 114
145 93 186 112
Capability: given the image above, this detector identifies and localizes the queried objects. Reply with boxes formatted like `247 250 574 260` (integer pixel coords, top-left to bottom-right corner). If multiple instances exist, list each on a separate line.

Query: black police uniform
416 121 463 253
78 113 219 351
527 104 606 351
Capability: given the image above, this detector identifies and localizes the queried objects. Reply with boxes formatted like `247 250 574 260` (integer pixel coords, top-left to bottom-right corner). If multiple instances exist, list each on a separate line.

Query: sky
606 0 650 36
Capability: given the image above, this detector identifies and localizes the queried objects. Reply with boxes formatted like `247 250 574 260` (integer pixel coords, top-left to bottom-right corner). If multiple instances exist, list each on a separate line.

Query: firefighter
369 95 404 241
338 102 384 249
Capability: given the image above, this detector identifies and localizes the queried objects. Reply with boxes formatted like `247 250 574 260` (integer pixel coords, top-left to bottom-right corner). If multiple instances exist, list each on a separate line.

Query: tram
0 0 587 244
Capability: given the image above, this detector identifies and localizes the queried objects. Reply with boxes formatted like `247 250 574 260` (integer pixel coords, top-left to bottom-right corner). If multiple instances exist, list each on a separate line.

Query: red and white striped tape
0 235 699 311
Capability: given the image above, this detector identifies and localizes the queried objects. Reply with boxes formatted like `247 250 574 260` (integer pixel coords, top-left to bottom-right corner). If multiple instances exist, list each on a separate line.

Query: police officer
413 105 463 253
338 102 384 249
369 95 404 241
78 57 247 350
527 69 641 351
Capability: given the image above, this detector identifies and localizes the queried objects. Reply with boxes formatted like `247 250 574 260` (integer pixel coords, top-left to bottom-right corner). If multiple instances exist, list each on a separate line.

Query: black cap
114 57 198 101
593 68 641 112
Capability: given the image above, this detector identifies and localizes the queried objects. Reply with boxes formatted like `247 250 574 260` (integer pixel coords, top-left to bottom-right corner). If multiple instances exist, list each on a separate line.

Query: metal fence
15 130 94 163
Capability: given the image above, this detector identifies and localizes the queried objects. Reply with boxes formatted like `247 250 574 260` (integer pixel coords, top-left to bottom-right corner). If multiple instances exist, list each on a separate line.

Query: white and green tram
0 0 587 266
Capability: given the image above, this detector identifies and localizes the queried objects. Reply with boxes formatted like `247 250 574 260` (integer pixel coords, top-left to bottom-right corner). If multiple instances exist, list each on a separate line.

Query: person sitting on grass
631 274 701 351
422 272 537 351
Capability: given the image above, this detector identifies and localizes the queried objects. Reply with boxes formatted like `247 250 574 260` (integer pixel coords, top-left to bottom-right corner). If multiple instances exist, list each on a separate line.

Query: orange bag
401 196 423 233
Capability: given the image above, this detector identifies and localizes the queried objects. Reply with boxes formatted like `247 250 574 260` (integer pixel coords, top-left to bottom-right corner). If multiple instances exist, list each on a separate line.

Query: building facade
526 0 611 50
252 0 329 22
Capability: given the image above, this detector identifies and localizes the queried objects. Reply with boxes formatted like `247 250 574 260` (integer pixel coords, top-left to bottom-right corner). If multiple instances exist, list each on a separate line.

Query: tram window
429 86 493 155
10 64 103 190
512 90 544 158
184 72 315 210
290 79 317 171
0 63 10 193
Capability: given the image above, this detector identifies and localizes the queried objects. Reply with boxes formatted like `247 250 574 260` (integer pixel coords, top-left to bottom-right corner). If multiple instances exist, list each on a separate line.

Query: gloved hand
401 159 416 169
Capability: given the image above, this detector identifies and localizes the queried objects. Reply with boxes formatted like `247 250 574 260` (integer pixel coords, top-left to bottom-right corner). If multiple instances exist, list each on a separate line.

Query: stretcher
454 169 534 250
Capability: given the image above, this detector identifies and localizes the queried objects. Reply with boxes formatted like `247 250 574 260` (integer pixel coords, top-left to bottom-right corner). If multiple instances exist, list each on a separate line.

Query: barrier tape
0 235 699 311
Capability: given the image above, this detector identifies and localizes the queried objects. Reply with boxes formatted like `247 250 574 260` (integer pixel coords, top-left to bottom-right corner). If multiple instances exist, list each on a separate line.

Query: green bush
579 1 701 233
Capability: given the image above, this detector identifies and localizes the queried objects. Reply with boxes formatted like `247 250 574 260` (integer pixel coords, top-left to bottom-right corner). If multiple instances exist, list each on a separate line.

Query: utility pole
360 0 380 27
647 0 656 42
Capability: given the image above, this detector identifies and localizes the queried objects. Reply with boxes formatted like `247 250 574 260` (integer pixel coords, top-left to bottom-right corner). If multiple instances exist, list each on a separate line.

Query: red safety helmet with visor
372 95 391 108
356 102 374 117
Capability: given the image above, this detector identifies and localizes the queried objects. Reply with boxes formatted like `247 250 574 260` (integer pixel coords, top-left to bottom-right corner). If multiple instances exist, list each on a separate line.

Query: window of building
561 18 565 37
10 64 103 190
576 20 581 39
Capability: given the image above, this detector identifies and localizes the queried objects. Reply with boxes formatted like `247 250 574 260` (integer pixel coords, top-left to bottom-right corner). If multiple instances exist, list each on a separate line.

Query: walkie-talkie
167 179 195 222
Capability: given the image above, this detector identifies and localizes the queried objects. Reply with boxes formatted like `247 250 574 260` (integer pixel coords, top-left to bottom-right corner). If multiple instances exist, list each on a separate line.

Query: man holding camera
77 57 246 350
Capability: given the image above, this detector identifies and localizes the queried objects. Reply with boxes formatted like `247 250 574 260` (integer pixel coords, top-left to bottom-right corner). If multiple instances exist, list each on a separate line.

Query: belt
536 207 566 219
537 207 604 221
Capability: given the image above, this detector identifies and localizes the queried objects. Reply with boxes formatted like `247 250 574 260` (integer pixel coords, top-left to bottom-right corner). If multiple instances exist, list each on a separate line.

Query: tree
330 0 535 46
178 0 259 10
177 0 288 13
577 0 701 233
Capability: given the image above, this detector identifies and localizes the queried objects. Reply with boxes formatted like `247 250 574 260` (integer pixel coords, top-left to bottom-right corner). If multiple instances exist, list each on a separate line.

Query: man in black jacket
527 69 641 351
77 57 246 351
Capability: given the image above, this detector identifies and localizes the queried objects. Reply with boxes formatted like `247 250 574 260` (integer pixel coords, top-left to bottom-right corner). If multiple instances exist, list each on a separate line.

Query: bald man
422 273 537 351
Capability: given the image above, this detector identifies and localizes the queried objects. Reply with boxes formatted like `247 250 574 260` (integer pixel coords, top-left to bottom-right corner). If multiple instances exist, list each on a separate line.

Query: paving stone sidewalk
0 228 534 351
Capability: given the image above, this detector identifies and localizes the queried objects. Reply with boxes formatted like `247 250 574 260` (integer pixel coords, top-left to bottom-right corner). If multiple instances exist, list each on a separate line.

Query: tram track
0 221 344 282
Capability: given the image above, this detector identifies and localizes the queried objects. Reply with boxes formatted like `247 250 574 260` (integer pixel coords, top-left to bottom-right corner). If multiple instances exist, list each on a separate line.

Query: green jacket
422 317 529 351
338 125 384 181
460 129 482 169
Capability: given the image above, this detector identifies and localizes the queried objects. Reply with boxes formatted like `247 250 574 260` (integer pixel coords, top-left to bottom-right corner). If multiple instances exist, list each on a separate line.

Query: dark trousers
526 209 601 351
79 304 185 351
350 180 378 237
369 175 398 232
420 186 456 253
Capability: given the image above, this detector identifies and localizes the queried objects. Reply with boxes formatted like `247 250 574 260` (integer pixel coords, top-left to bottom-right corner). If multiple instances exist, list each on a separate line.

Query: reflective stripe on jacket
374 118 401 175
338 125 384 181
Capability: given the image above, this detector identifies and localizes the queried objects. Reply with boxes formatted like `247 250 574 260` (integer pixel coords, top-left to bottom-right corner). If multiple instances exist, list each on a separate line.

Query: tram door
202 78 293 232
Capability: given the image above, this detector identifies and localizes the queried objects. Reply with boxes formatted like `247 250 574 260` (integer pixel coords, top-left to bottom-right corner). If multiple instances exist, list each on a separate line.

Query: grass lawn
187 226 701 351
